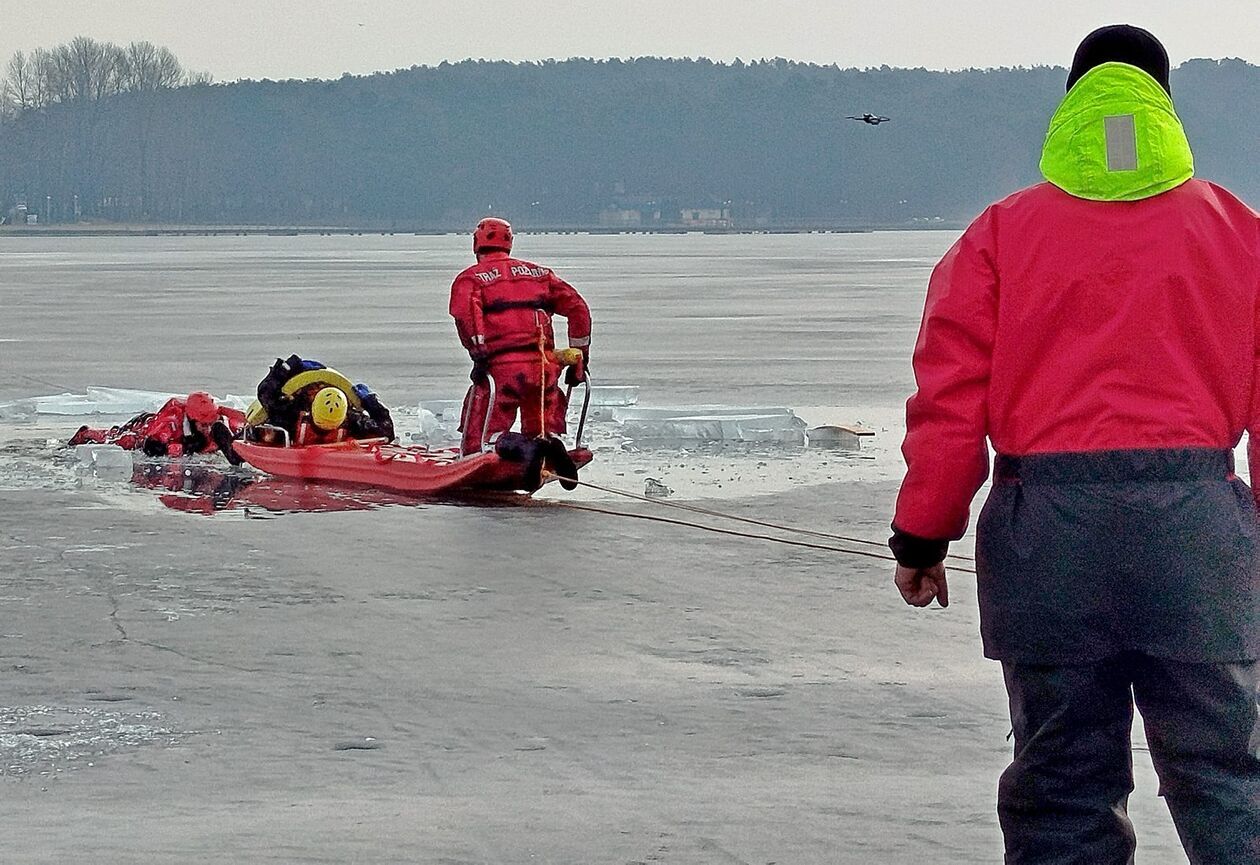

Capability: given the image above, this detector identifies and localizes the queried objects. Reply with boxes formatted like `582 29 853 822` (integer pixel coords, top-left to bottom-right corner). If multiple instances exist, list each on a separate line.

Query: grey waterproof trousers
999 653 1260 864
977 449 1260 863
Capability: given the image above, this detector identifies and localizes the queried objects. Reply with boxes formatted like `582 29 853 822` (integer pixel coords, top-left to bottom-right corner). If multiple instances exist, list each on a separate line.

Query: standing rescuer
890 24 1260 863
450 217 592 455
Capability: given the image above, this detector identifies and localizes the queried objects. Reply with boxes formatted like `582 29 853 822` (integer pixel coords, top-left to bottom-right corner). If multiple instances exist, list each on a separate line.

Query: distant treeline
1 50 1257 227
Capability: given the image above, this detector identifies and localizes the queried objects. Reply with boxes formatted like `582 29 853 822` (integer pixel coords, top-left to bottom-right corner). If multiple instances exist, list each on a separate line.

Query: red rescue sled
235 374 593 496
233 438 592 495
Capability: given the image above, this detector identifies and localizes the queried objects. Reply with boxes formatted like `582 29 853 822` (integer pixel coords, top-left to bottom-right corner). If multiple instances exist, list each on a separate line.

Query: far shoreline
0 221 962 239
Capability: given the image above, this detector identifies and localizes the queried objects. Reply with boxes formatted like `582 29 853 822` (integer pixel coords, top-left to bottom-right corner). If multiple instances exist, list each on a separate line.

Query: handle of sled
555 347 591 450
566 373 592 450
459 372 497 458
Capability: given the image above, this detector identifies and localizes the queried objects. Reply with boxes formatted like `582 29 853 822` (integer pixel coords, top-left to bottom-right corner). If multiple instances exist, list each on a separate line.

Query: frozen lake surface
0 230 954 504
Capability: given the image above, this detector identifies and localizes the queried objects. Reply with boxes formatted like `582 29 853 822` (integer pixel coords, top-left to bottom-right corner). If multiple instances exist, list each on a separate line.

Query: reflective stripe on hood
1040 62 1193 201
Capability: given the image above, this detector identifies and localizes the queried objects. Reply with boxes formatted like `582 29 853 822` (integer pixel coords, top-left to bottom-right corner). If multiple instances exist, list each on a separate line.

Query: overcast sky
4 1 1258 82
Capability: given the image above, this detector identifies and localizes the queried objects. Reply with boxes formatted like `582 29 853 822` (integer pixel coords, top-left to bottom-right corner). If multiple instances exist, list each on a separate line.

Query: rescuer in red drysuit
255 354 395 444
69 391 246 464
449 217 592 455
890 25 1260 864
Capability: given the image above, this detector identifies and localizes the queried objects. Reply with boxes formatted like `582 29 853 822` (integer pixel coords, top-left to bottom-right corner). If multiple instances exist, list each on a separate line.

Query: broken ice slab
74 443 134 480
1 387 248 422
0 386 180 419
412 407 461 444
57 386 182 415
617 407 807 444
0 390 175 423
610 405 796 422
417 398 465 420
411 392 807 444
412 399 467 444
0 399 36 421
586 385 639 407
76 443 133 469
577 385 640 421
621 416 807 444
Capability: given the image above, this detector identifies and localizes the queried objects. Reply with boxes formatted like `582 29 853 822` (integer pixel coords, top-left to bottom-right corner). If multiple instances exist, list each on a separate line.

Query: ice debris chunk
74 444 133 480
589 385 639 406
579 385 640 421
805 425 876 450
644 478 673 497
413 399 465 444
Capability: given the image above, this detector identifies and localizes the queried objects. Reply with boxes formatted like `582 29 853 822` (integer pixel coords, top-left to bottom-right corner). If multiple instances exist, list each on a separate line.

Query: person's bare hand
895 563 949 608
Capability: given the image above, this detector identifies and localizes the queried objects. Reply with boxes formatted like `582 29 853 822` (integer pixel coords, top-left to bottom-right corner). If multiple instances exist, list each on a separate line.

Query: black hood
1066 24 1171 94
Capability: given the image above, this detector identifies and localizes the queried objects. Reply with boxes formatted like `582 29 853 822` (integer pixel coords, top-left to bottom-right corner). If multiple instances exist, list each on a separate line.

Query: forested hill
2 57 1258 228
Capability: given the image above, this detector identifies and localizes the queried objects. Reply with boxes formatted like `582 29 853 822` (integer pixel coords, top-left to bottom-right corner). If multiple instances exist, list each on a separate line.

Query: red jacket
141 398 246 455
895 179 1260 541
449 252 591 362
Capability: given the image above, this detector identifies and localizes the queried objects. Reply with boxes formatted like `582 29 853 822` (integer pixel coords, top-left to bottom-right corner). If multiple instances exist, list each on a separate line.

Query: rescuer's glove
210 421 244 466
142 437 169 457
565 353 588 387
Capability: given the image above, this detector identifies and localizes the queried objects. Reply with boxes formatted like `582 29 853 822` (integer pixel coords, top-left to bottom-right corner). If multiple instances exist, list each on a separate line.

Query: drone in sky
846 113 892 126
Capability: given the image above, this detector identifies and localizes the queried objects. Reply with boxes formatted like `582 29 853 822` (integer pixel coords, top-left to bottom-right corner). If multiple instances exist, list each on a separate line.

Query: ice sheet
611 405 807 444
0 387 248 421
586 385 639 407
412 398 465 444
417 398 465 420
0 387 175 420
73 444 134 480
609 405 794 422
410 393 818 445
619 414 807 444
412 407 461 445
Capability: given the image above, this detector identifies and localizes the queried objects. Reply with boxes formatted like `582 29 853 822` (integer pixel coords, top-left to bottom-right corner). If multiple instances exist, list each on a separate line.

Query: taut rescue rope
542 472 978 574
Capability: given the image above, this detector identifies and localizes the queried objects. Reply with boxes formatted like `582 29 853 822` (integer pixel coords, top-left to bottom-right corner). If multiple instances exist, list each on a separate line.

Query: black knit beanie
1066 24 1171 94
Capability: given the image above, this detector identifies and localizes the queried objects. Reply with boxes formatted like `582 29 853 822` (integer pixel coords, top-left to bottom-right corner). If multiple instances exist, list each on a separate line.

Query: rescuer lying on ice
255 354 395 445
69 391 246 465
450 217 592 463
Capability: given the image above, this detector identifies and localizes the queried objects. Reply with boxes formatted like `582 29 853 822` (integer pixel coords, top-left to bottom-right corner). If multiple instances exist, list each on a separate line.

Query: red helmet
473 217 513 254
185 391 219 424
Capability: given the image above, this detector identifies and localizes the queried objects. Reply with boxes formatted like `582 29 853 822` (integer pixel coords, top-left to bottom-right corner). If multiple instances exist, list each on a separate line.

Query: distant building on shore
679 207 732 228
3 196 32 226
598 206 644 228
598 195 664 229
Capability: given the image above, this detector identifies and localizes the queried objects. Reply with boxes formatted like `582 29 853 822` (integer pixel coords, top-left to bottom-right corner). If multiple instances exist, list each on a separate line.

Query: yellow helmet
311 386 348 431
